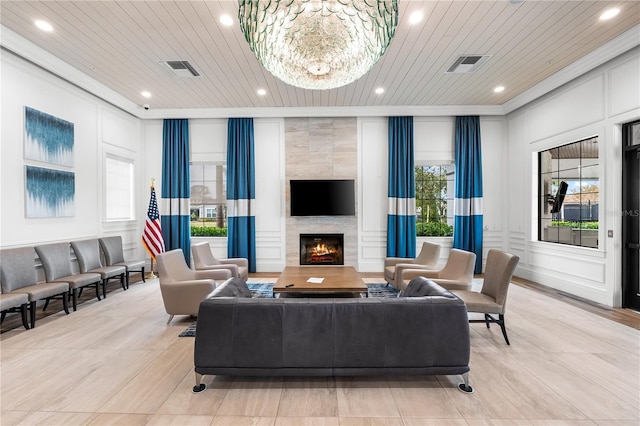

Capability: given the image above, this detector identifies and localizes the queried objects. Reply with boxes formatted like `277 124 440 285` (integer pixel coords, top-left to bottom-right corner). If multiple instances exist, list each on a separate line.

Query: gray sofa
193 277 473 393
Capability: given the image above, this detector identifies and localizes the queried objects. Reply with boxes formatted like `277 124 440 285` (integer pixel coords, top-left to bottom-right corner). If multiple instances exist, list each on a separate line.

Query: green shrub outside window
415 165 455 237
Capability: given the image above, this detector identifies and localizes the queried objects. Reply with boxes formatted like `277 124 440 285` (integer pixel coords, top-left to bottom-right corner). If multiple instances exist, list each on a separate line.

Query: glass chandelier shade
238 0 398 90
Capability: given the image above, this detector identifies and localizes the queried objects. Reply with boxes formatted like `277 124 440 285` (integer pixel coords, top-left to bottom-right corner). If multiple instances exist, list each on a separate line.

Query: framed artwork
24 106 74 167
25 165 75 218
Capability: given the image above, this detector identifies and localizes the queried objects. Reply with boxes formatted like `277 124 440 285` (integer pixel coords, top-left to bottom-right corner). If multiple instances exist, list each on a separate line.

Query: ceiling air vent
446 55 491 73
164 60 200 77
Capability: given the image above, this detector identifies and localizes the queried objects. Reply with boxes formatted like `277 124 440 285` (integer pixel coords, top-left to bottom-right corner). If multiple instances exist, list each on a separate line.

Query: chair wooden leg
141 267 146 283
120 273 126 291
72 288 78 311
62 291 70 314
0 312 6 323
21 304 30 330
484 314 491 328
498 314 510 345
29 301 36 329
125 271 130 289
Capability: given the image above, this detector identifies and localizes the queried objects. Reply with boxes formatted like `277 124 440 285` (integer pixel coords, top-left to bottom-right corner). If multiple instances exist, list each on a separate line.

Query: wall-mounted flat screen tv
290 179 355 216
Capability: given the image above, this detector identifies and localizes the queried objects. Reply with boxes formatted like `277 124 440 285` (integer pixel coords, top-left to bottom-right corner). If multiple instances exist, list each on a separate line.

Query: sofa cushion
210 277 252 298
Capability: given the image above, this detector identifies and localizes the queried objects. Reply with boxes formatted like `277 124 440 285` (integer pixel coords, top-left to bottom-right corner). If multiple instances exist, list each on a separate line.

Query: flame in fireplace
312 243 332 256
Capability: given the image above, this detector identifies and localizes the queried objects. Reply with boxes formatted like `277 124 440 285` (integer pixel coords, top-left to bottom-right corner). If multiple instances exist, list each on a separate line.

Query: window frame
104 153 135 222
537 136 600 249
414 163 455 237
189 162 228 238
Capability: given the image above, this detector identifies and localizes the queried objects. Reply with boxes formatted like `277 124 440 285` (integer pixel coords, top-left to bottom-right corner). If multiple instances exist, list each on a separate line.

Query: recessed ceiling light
375 87 385 95
141 91 152 98
600 8 620 20
494 86 505 93
35 20 53 32
409 11 423 25
220 14 234 27
257 88 267 96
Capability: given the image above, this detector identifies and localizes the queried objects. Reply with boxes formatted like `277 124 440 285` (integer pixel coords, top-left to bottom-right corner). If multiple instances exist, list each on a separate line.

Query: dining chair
452 249 520 345
0 246 69 328
35 242 103 311
71 239 126 298
99 236 145 288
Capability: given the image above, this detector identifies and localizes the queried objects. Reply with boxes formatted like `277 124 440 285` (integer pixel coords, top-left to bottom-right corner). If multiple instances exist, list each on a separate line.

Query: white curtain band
160 198 190 215
227 199 254 217
388 197 416 216
454 197 483 216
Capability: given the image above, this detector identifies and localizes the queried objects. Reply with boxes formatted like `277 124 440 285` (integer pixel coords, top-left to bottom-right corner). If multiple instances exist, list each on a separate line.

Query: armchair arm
384 257 414 268
196 264 239 277
219 258 248 268
401 268 441 282
194 269 232 281
160 279 216 315
428 278 473 291
395 263 438 283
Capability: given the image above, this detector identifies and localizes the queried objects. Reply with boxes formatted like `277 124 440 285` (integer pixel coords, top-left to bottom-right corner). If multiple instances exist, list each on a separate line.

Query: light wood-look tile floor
1 276 639 426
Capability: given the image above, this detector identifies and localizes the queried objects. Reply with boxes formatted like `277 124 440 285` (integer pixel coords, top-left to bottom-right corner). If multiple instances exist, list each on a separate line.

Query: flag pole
145 177 159 279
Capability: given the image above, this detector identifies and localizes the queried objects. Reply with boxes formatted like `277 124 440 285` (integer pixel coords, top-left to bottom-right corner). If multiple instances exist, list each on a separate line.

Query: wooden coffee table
273 266 368 297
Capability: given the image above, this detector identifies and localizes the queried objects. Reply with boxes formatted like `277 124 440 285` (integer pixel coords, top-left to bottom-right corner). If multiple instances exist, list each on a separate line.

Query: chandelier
238 0 398 90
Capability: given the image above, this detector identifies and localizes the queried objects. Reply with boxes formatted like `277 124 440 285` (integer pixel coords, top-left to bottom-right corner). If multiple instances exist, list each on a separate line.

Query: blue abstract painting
25 166 75 218
24 106 74 167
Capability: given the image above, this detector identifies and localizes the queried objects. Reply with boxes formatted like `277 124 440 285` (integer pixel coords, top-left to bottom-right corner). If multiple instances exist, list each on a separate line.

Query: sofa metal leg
458 371 473 393
192 372 206 393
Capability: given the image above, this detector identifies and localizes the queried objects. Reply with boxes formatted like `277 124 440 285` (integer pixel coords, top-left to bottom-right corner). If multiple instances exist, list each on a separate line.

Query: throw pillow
210 277 252 298
403 277 438 297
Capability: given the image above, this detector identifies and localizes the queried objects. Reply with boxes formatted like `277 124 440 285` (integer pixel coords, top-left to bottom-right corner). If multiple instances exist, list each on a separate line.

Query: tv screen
290 179 355 216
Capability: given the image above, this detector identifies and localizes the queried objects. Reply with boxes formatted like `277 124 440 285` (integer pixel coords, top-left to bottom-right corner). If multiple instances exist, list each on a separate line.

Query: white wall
1 50 145 265
506 47 640 306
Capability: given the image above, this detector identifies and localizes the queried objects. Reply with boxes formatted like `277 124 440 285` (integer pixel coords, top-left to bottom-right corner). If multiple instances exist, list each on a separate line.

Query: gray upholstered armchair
156 249 231 324
384 242 441 289
191 242 249 280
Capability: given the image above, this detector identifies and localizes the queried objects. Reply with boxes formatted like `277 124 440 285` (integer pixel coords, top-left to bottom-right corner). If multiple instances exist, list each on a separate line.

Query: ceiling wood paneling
1 0 638 111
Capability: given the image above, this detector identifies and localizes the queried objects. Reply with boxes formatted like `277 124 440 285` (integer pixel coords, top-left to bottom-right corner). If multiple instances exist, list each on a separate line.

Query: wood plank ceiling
1 1 638 110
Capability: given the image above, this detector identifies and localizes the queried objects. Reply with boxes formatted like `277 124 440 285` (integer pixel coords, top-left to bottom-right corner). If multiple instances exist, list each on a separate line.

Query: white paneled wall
506 47 640 306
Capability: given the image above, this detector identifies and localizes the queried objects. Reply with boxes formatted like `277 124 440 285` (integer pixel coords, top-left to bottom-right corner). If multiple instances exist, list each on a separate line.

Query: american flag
142 186 165 260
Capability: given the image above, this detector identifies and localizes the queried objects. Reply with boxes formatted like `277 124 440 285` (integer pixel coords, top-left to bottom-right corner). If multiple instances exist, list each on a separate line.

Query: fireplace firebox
300 234 344 265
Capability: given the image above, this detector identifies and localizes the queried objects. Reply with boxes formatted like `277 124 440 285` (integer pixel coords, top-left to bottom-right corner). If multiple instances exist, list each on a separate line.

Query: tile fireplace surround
285 117 358 266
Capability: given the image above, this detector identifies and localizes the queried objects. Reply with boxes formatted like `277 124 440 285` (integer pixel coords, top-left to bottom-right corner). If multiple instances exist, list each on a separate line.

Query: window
415 165 455 236
538 137 599 248
105 155 134 220
190 163 227 237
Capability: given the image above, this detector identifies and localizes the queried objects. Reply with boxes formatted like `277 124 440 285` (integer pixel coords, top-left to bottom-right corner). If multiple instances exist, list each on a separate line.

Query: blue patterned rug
179 283 397 337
